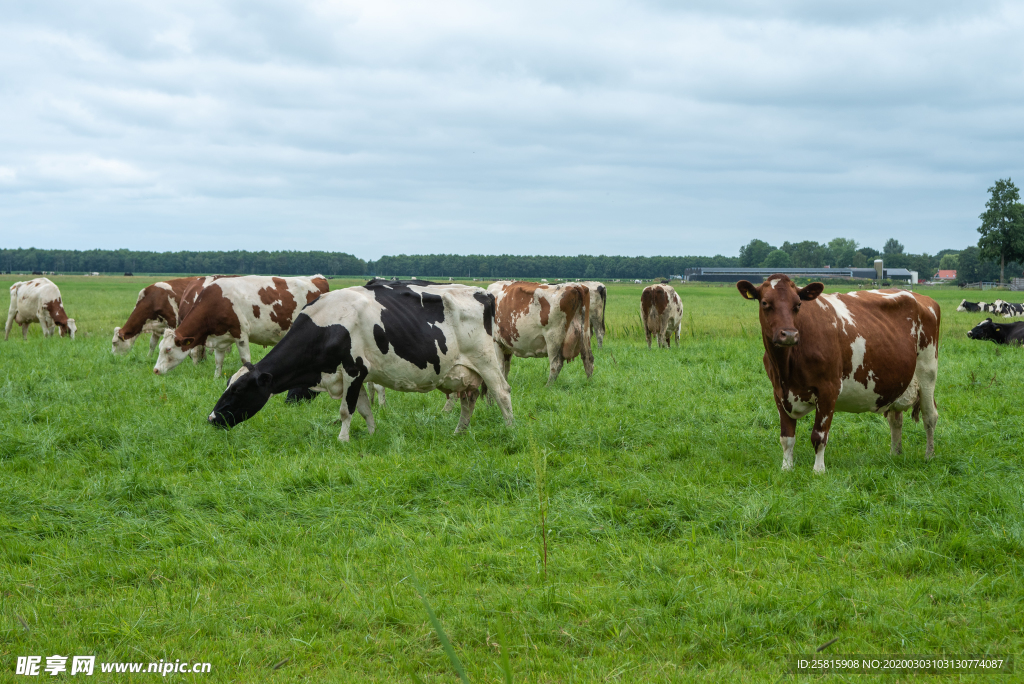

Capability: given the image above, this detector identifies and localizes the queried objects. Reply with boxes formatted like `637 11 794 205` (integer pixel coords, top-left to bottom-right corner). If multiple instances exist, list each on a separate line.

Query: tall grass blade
414 580 471 684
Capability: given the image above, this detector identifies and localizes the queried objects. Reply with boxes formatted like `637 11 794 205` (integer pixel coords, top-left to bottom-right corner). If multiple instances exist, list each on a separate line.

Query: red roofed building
933 270 957 281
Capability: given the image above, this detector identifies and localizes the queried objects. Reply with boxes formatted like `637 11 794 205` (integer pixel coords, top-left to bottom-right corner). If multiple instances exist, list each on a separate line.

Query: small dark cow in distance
581 281 608 348
208 279 513 441
487 281 594 384
155 275 329 377
957 300 996 313
6 278 76 340
112 277 202 356
738 274 940 472
993 300 1024 318
966 318 1024 345
641 284 682 348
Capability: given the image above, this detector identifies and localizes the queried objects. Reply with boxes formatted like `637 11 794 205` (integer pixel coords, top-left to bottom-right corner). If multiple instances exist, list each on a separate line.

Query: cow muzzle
773 329 799 347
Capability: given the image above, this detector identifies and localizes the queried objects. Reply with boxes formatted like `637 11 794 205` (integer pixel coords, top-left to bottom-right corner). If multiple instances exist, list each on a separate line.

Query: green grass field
2 276 1022 682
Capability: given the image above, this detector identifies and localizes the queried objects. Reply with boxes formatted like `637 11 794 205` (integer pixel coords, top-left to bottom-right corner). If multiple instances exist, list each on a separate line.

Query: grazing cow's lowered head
736 275 824 347
208 363 273 427
111 327 132 355
154 328 196 374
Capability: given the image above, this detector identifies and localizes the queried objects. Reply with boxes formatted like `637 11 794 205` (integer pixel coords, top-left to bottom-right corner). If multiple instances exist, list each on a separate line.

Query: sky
1 0 1022 260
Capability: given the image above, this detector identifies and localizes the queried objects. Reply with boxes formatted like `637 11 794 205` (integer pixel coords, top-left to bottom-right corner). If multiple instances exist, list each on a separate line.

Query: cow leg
581 336 595 379
887 410 904 455
356 386 375 435
810 406 834 473
478 365 514 426
213 346 228 378
547 353 565 384
455 389 480 433
645 326 652 349
337 402 354 442
502 351 512 379
190 344 207 365
917 359 939 461
22 323 31 340
443 392 457 413
373 383 386 407
149 332 159 355
777 405 797 471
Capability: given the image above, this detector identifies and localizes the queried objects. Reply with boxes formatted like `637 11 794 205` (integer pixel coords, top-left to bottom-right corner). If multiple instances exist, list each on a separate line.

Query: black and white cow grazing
966 318 1024 345
208 280 513 441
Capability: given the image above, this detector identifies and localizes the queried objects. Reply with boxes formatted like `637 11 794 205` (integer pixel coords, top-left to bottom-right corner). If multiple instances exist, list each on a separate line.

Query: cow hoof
813 465 826 474
781 463 793 472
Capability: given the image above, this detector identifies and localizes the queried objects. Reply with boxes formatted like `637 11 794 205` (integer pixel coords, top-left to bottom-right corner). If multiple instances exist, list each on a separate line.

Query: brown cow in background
112 277 202 355
738 274 940 472
641 284 682 348
488 281 594 384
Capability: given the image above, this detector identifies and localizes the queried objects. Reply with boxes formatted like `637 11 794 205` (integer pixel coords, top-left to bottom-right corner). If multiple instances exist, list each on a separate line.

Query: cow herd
4 274 1021 472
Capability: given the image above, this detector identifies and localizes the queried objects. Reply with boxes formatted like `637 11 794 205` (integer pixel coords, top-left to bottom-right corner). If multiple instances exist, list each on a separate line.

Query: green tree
827 238 858 267
739 239 775 267
787 240 826 267
938 253 959 271
761 249 792 269
883 238 905 255
956 247 981 285
977 178 1024 284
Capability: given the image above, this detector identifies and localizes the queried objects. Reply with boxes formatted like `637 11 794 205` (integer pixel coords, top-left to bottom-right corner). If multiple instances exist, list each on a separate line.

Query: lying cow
5 278 76 340
208 279 512 441
738 275 940 472
112 277 201 355
582 281 608 348
966 318 1024 345
641 284 682 348
154 274 329 377
992 300 1024 318
488 280 594 384
957 300 996 313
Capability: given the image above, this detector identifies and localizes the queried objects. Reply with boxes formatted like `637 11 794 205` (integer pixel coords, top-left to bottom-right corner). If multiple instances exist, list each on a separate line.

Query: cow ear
737 281 760 300
180 336 195 348
243 361 255 371
256 372 273 388
798 282 824 301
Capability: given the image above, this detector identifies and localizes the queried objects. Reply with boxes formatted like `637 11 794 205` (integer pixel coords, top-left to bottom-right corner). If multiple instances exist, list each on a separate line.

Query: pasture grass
1 276 1022 682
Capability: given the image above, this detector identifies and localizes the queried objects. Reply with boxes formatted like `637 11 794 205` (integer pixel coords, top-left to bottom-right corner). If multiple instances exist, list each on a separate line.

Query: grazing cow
992 300 1024 318
112 277 202 355
6 278 76 340
641 284 682 348
966 318 1024 345
581 281 608 348
208 280 512 441
154 275 329 377
738 275 940 472
488 281 594 384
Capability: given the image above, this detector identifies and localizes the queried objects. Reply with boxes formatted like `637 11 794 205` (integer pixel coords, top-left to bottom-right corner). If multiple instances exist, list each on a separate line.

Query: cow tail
560 286 586 359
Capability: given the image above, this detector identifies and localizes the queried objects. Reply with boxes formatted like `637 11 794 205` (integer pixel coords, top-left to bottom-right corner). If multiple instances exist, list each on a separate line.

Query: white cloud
0 0 1022 257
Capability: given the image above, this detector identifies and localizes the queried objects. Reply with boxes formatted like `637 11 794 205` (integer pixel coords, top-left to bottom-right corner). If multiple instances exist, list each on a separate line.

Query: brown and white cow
737 274 940 472
581 281 607 348
6 278 76 340
112 277 202 355
488 281 594 383
641 284 682 348
154 275 329 377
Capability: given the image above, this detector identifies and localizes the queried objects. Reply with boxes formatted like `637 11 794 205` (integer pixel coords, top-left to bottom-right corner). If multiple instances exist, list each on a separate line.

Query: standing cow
154 275 329 377
488 281 594 384
641 284 682 348
112 277 202 355
738 275 940 472
6 278 76 340
208 280 513 441
581 281 608 348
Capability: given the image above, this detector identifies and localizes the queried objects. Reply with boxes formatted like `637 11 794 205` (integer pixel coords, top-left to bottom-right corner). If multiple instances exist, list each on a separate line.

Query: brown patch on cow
45 298 69 325
310 276 329 295
118 277 201 339
495 281 543 343
539 298 551 326
252 304 261 319
174 283 242 350
305 290 321 305
558 284 590 360
257 277 298 329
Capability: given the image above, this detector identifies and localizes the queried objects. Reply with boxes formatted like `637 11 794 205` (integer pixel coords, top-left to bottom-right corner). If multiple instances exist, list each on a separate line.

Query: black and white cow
208 279 513 440
992 300 1024 318
957 300 996 313
966 318 1024 345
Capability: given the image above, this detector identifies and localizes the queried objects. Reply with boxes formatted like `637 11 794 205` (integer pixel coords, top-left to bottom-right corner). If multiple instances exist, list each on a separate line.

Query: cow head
63 318 77 340
111 326 134 355
737 274 824 347
966 318 999 342
208 362 274 428
153 328 192 375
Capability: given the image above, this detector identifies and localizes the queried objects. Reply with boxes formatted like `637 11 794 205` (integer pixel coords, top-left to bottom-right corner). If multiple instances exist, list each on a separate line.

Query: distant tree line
0 249 365 277
4 178 1022 283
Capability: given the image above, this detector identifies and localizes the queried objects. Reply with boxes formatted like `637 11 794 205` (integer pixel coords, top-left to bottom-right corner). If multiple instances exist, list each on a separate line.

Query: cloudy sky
2 0 1022 259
